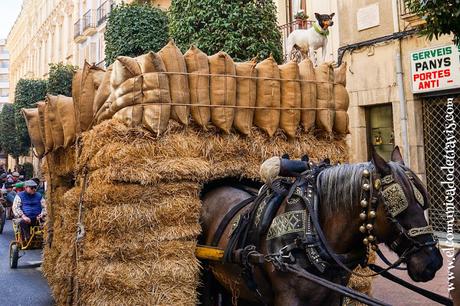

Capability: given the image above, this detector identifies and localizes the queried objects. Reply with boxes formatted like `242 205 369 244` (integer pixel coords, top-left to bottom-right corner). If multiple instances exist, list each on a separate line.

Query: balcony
279 20 313 61
74 19 87 43
82 10 97 36
97 1 114 26
399 1 426 28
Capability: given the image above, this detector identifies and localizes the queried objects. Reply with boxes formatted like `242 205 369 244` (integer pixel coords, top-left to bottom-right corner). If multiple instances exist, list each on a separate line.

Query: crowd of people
0 165 46 241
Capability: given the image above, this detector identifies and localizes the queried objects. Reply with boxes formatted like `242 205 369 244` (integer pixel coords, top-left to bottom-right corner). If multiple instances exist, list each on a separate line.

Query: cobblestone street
372 246 452 306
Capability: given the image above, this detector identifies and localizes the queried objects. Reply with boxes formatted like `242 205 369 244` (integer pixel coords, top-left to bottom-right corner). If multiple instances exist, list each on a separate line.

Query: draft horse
200 147 443 305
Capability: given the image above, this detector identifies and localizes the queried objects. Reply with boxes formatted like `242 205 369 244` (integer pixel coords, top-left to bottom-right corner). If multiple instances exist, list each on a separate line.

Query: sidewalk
371 246 452 306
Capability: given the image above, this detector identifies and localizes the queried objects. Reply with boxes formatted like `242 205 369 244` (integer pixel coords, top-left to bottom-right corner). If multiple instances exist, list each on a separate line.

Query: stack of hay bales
20 41 357 305
59 119 348 305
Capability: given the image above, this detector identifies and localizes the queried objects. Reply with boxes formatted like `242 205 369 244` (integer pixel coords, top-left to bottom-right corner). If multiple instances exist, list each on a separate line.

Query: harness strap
302 183 405 277
211 196 255 247
283 264 390 306
368 264 453 306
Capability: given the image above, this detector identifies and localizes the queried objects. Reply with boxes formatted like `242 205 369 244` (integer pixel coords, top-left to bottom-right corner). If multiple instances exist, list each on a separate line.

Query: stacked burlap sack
22 94 77 158
82 41 350 141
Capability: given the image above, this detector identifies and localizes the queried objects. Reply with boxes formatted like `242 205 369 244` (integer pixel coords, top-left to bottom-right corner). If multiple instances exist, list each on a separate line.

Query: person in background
12 180 46 241
0 173 7 189
32 178 45 196
3 182 16 219
12 172 20 182
14 181 25 193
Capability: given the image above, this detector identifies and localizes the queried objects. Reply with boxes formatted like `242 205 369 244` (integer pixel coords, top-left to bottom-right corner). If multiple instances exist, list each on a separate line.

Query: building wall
0 39 10 108
338 0 455 184
276 0 339 62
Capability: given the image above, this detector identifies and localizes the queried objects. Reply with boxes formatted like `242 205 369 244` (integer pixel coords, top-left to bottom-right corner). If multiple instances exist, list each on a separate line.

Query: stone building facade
338 0 459 235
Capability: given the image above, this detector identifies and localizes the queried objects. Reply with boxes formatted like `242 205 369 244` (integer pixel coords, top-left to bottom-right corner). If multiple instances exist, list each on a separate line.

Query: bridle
359 167 437 271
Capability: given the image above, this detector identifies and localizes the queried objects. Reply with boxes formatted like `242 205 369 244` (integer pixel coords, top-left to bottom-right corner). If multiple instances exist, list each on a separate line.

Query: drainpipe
392 0 410 167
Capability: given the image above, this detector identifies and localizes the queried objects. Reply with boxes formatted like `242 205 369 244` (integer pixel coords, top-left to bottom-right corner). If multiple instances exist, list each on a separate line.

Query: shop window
366 104 394 161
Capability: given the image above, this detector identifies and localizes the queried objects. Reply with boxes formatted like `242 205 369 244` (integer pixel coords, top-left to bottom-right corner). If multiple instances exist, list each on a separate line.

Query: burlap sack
298 59 317 131
184 46 210 128
142 72 171 135
255 56 280 137
72 69 82 124
208 52 236 134
93 69 105 90
22 108 45 158
111 56 142 89
334 62 347 86
44 103 55 152
113 105 143 128
96 95 115 124
315 63 335 133
279 61 301 138
36 101 47 150
46 95 65 149
316 99 335 133
76 62 105 133
56 95 77 147
234 60 257 135
136 51 165 74
94 65 113 116
333 84 350 134
158 40 190 125
110 76 143 114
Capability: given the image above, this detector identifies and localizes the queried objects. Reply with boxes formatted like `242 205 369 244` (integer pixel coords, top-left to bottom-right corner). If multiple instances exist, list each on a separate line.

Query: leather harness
207 161 452 306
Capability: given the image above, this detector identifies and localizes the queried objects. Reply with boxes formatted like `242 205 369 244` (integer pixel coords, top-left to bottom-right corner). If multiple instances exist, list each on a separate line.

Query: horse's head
371 147 442 282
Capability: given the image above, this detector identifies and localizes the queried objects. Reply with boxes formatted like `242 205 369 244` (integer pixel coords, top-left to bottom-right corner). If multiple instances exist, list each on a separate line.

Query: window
0 74 8 82
0 60 8 68
287 0 307 24
0 89 8 97
0 46 7 54
366 104 394 161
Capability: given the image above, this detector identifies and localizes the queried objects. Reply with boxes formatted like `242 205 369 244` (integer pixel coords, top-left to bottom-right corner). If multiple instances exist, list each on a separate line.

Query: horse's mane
316 162 372 218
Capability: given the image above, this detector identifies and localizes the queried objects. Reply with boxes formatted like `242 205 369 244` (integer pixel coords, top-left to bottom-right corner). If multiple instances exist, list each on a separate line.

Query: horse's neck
319 201 363 254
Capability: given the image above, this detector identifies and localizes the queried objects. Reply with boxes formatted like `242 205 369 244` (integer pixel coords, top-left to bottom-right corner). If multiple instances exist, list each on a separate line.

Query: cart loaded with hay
22 41 379 305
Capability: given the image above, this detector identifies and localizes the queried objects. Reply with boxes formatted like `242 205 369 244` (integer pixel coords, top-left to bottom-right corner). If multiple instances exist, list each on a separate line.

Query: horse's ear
391 146 405 165
371 148 391 175
281 153 290 160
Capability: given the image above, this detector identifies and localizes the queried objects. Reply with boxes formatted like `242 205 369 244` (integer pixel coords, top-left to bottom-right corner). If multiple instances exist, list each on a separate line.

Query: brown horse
200 147 443 305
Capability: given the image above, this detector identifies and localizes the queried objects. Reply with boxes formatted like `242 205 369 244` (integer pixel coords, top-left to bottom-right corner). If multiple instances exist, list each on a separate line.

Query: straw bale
81 237 197 262
81 201 201 235
76 258 199 305
334 62 347 86
47 146 76 178
77 120 349 184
